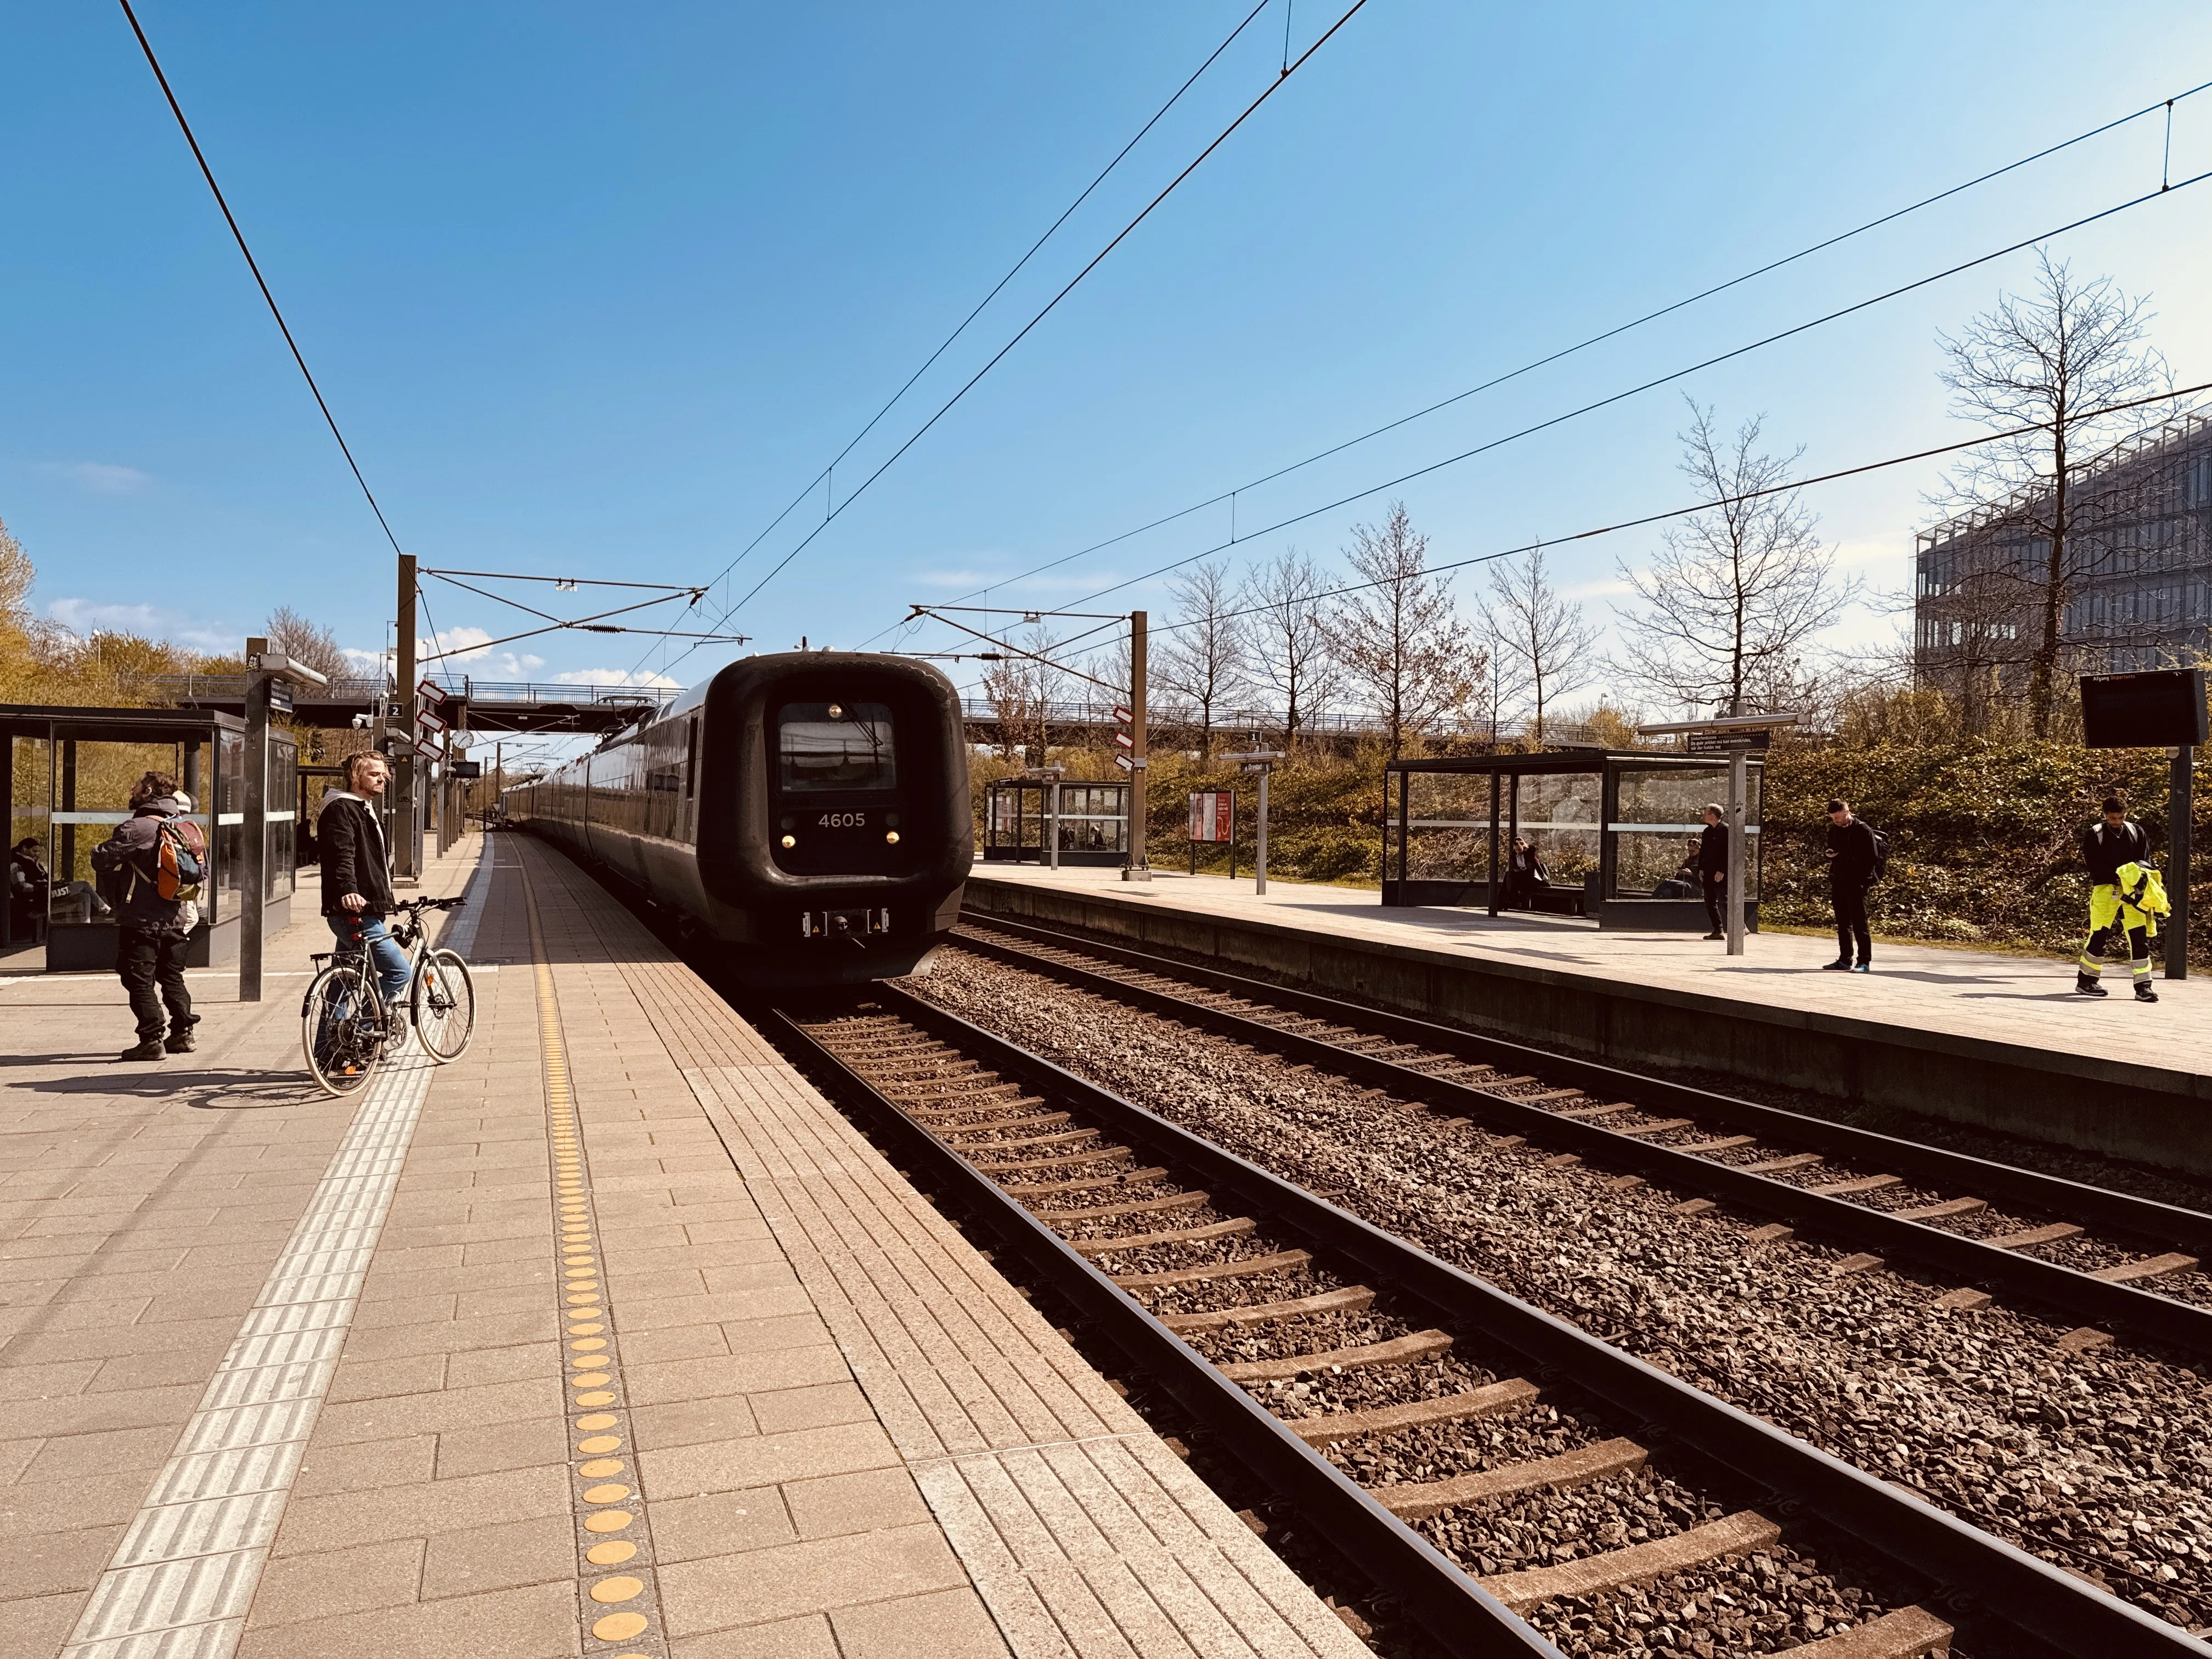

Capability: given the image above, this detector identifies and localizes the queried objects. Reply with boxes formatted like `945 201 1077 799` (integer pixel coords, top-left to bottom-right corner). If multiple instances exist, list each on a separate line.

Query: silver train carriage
500 653 972 986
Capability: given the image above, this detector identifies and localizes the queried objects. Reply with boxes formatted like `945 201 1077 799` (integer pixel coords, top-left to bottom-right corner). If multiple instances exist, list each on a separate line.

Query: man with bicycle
320 753 411 1030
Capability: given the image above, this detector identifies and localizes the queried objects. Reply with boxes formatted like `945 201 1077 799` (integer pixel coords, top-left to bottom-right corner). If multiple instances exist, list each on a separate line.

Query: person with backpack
1822 798 1883 973
2076 794 2160 1003
89 771 206 1060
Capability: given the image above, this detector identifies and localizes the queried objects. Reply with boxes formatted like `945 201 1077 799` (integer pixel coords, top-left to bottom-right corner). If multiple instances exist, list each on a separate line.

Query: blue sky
7 1 2212 753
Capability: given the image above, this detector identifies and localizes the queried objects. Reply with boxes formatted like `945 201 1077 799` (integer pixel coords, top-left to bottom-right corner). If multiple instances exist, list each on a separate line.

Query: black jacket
1698 821 1729 876
1826 817 1879 887
89 796 191 932
8 849 47 905
319 789 394 916
2080 820 2148 885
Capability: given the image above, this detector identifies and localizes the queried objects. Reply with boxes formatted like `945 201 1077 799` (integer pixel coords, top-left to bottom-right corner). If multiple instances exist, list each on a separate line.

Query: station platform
966 863 2212 1177
0 833 1364 1659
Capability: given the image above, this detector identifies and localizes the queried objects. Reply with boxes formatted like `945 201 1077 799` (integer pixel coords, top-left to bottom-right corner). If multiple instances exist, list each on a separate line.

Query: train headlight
884 831 900 845
780 834 796 848
827 703 844 719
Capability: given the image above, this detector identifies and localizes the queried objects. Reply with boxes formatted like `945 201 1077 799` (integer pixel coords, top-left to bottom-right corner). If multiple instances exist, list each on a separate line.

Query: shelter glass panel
1610 764 1761 900
1513 770 1602 892
1401 769 1496 882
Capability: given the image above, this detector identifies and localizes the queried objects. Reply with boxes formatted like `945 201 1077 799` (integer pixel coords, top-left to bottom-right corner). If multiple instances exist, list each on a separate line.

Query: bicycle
301 896 476 1096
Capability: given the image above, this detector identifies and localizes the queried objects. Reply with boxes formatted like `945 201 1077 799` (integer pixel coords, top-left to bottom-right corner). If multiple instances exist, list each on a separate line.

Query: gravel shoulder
912 946 2212 1634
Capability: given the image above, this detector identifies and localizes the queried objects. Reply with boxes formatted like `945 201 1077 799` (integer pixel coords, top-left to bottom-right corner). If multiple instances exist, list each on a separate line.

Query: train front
698 653 971 987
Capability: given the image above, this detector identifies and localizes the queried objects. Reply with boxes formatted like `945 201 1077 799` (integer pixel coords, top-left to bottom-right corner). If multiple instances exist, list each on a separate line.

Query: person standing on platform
88 772 201 1060
1822 798 1879 973
320 753 411 1028
1697 803 1729 941
2076 794 2157 1002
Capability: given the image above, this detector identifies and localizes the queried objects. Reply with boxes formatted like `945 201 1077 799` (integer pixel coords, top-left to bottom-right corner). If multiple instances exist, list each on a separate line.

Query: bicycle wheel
302 962 382 1096
411 949 477 1063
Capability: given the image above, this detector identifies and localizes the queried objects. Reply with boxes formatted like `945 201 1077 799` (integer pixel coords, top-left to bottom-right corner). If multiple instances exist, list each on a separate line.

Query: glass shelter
1383 751 1762 931
3 705 296 970
983 777 1130 867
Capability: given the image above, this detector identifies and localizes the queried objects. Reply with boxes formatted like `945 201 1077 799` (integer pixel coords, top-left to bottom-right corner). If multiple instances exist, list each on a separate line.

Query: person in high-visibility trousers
2076 794 2166 1002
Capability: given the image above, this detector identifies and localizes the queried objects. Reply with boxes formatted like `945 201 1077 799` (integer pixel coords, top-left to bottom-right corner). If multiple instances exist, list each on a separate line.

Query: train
499 653 972 986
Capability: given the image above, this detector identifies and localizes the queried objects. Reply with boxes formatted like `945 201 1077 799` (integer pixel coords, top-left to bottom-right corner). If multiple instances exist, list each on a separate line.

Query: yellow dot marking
568 1324 605 1336
585 1539 637 1566
573 1373 612 1388
582 1482 631 1504
583 1510 635 1534
589 1575 646 1604
570 1338 608 1352
575 1390 616 1406
577 1432 620 1449
591 1612 649 1643
565 1295 600 1307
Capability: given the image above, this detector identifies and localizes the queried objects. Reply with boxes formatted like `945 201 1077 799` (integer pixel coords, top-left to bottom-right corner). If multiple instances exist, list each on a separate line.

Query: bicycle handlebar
392 896 467 913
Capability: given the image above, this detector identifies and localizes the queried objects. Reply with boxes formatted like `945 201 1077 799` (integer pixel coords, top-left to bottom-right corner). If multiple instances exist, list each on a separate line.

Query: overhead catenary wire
117 0 408 562
973 379 2212 658
865 76 2212 643
1031 165 2212 618
653 0 1281 674
651 0 1376 683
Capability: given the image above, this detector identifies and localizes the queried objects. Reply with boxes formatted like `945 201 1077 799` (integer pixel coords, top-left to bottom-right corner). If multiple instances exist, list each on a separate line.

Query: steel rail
759 1000 1565 1659
953 915 2212 1361
787 984 2205 1659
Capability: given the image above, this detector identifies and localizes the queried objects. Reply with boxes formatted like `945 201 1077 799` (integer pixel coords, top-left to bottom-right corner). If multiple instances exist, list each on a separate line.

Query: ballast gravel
911 949 2212 1633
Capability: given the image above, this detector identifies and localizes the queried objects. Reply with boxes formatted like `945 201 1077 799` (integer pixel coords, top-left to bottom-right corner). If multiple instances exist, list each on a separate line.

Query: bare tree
1615 402 1852 716
1928 249 2176 736
1324 503 1485 758
1154 560 1246 762
980 627 1065 765
266 607 350 683
1240 549 1337 757
1485 544 1598 744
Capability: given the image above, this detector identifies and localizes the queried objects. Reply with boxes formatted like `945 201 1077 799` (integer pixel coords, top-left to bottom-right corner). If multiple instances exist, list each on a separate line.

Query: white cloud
554 668 683 690
415 627 545 681
37 461 154 495
45 597 233 653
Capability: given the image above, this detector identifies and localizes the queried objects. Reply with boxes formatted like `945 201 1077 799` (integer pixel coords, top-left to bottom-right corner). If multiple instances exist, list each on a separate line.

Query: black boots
2076 972 2108 997
2137 980 2160 1003
120 1039 165 1061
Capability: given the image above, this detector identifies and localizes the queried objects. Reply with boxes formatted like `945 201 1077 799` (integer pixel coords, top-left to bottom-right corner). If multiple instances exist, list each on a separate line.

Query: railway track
765 981 2206 1659
949 913 2212 1362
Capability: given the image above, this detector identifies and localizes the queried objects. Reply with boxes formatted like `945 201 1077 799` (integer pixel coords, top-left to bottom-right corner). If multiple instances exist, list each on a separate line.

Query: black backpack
1865 823 1889 881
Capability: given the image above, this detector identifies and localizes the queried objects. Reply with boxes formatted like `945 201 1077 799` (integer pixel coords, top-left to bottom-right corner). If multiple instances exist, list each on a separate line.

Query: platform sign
416 708 448 737
1111 705 1133 724
1113 753 1133 772
449 760 483 780
414 736 442 761
1686 727 1769 754
417 678 445 706
1188 792 1233 843
1112 730 1134 751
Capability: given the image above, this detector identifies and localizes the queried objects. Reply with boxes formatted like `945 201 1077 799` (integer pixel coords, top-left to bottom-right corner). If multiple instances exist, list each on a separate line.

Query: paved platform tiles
971 861 2212 1081
2 832 1365 1659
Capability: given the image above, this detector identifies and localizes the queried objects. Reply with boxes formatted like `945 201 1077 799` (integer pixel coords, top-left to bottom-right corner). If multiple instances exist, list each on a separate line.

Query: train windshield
777 702 896 792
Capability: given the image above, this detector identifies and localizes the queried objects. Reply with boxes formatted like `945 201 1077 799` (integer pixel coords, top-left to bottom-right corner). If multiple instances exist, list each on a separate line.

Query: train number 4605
817 812 867 828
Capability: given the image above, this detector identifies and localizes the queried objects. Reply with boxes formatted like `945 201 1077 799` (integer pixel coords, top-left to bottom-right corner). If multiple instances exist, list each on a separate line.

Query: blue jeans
330 912 411 1015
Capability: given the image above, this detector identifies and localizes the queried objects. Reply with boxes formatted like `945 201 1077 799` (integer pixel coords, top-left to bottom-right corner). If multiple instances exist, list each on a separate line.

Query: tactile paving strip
523 864 672 1659
59 1029 445 1658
